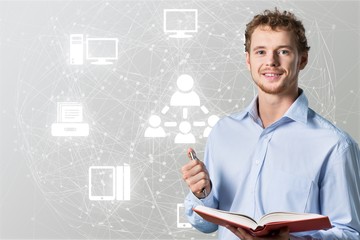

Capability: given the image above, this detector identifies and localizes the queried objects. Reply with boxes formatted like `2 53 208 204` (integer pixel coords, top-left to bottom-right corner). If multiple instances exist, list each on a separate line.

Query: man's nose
266 52 280 67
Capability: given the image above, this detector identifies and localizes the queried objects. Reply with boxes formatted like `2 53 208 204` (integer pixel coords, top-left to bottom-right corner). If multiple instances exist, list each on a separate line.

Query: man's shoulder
308 108 357 148
208 110 250 135
216 110 248 125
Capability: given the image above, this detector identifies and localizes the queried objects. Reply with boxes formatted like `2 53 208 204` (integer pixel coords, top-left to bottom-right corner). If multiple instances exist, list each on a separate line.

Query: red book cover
193 205 331 237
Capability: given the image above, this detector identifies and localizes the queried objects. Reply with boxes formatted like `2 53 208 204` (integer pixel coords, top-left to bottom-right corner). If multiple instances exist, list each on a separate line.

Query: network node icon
163 9 198 38
51 102 89 137
170 74 200 107
143 73 217 144
144 115 167 138
175 121 196 144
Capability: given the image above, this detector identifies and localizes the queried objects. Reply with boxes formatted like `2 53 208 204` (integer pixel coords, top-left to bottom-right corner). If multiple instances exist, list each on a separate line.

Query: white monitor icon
86 38 118 65
163 9 198 38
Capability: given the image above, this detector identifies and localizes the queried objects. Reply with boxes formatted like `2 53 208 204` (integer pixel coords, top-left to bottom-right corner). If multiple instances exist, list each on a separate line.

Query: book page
259 212 326 226
194 206 259 229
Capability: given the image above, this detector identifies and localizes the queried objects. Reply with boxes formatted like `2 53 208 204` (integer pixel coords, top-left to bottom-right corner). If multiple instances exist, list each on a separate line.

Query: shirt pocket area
260 170 314 214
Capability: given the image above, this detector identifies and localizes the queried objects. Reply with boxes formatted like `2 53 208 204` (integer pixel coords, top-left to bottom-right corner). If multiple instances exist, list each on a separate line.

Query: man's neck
257 89 299 128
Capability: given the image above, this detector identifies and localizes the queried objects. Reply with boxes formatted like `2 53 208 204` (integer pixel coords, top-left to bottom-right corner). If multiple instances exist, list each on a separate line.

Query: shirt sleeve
295 140 360 239
184 188 219 233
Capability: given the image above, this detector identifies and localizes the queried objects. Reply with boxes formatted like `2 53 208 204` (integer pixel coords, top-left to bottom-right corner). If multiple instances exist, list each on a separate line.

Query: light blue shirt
185 91 360 239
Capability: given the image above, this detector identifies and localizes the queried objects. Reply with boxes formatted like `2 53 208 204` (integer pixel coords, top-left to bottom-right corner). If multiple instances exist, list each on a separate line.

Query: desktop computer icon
86 38 119 65
163 9 198 38
69 34 84 65
51 102 89 137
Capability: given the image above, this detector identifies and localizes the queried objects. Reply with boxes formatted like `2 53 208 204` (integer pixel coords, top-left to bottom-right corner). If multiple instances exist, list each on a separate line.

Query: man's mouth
262 72 283 80
264 73 281 77
263 73 282 77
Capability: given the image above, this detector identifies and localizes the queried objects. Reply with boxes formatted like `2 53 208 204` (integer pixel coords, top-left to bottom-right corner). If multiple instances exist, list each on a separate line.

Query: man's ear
298 51 308 70
246 51 251 71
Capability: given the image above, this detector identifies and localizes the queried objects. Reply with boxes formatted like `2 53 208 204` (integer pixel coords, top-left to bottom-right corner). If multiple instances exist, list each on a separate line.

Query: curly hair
244 8 310 53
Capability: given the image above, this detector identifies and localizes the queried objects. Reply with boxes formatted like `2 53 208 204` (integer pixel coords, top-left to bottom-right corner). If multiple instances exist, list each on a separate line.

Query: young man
181 8 360 239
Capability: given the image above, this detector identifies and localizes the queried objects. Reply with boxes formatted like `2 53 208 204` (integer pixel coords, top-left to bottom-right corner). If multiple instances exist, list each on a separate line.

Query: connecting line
161 105 169 115
164 122 177 127
193 121 205 127
144 178 172 234
201 105 209 114
183 108 188 119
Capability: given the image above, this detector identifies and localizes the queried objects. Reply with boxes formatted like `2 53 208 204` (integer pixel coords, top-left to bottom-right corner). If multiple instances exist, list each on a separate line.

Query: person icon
170 74 200 106
144 115 166 138
203 115 220 137
174 121 196 144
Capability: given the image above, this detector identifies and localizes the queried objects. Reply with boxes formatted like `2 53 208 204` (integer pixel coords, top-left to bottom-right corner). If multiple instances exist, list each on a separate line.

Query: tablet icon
51 102 89 136
89 166 116 201
177 203 191 228
88 165 130 201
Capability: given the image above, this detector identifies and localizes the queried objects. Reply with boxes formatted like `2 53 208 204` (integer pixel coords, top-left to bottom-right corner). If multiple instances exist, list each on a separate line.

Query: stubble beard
253 78 287 95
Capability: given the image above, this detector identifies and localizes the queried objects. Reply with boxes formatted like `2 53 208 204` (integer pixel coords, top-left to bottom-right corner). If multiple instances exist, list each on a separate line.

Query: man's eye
256 50 265 55
278 50 289 55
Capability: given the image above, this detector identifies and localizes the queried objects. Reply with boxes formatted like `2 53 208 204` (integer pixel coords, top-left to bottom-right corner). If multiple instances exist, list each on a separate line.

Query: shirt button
255 160 260 165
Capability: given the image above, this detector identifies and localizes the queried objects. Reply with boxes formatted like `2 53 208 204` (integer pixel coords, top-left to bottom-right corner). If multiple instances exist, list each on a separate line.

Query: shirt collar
283 89 309 124
237 89 309 125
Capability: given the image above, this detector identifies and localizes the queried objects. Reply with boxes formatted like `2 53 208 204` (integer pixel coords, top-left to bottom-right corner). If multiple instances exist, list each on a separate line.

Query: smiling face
246 26 308 96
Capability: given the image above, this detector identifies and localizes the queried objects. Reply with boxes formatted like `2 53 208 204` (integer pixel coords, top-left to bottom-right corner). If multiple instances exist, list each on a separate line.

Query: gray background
0 0 359 239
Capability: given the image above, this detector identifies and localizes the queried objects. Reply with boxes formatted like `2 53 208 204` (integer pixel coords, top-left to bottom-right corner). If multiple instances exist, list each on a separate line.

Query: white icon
143 74 218 144
174 121 195 144
144 115 167 138
51 102 89 136
70 34 84 65
177 203 191 228
69 35 118 65
163 9 198 38
170 74 200 106
86 37 119 65
203 115 219 137
89 165 130 201
116 164 131 201
89 166 116 201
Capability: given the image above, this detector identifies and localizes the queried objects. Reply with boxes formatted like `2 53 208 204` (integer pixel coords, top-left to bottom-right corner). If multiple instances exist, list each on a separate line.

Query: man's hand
181 158 211 199
226 225 290 240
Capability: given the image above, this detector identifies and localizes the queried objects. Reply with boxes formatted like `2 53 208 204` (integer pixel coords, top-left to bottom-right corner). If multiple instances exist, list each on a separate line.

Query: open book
193 205 331 237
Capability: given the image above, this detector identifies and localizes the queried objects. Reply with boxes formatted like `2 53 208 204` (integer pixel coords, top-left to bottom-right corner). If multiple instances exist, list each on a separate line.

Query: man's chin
257 83 284 95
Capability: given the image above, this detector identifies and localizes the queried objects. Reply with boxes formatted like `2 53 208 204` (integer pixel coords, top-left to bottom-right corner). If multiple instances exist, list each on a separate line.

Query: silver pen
187 148 207 198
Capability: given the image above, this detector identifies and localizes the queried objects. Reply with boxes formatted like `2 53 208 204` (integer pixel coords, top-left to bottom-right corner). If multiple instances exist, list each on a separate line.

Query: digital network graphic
144 74 219 143
6 1 359 240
